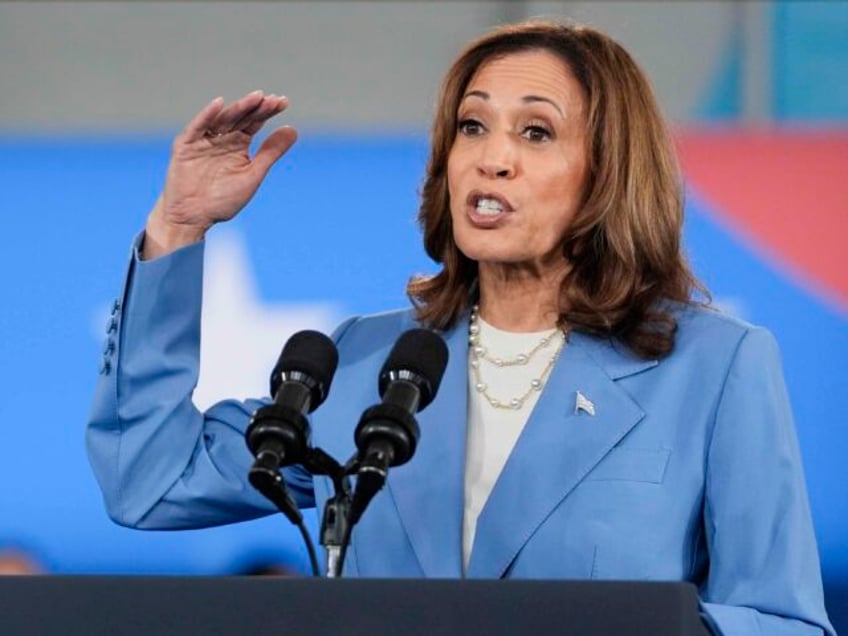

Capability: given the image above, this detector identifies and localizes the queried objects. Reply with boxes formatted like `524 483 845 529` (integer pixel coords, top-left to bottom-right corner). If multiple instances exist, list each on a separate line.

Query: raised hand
143 90 297 259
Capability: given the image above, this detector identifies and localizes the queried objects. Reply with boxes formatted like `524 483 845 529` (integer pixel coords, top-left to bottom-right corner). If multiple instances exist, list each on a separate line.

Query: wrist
142 198 208 260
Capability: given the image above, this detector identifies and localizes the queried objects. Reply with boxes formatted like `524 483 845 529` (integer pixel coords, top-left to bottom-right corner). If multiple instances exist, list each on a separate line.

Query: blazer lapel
385 315 469 578
466 332 657 579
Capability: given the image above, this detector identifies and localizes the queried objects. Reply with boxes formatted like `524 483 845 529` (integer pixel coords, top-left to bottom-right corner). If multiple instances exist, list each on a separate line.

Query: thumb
252 126 298 180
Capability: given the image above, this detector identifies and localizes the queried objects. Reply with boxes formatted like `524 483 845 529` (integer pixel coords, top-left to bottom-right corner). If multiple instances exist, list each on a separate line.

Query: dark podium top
0 576 706 635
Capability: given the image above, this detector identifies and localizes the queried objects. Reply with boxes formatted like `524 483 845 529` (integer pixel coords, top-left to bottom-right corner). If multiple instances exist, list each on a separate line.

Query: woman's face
447 49 588 274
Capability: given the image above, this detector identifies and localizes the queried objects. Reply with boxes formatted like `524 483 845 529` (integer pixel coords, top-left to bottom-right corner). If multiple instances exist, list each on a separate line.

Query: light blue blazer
87 239 834 636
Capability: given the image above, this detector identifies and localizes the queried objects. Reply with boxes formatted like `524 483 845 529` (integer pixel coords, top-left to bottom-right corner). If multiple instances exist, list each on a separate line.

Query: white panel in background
0 1 505 132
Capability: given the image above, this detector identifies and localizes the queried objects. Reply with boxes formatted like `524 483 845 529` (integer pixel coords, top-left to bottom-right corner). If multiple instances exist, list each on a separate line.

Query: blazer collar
386 314 658 579
466 331 656 578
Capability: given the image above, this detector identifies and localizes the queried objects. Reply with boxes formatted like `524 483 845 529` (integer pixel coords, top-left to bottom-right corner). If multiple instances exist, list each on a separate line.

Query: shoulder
670 301 775 351
672 302 751 342
663 302 782 374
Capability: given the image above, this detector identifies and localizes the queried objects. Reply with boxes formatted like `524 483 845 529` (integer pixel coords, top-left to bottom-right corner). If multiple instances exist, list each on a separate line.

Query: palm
160 91 297 229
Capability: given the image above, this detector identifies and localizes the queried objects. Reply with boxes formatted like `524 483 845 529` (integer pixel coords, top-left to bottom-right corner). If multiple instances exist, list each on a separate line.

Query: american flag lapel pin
574 391 596 416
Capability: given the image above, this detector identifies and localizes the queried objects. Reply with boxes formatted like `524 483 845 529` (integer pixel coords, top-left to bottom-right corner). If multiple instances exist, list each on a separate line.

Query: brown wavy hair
406 20 706 359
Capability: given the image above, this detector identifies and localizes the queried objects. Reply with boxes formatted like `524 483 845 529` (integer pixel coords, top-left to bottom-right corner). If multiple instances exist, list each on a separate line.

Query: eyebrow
462 90 565 118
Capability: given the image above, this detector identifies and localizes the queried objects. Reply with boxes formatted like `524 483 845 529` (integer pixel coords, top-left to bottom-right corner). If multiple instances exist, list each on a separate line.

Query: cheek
525 177 583 241
544 165 585 221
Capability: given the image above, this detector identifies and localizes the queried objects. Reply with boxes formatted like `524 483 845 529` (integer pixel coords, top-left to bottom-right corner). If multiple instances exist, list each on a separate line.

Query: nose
477 133 516 179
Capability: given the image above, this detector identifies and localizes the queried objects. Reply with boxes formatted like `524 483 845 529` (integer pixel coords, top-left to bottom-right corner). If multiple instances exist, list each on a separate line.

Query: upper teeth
476 197 504 214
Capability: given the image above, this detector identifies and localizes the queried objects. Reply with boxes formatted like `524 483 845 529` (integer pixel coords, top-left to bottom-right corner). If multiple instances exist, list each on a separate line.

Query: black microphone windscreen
379 329 449 409
270 330 339 407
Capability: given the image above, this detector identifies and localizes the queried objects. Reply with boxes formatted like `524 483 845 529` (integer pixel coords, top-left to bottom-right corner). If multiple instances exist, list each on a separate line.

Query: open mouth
465 191 514 226
474 197 506 216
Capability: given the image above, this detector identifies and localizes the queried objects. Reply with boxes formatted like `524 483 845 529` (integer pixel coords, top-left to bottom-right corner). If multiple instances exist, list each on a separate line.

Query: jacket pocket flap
584 448 671 484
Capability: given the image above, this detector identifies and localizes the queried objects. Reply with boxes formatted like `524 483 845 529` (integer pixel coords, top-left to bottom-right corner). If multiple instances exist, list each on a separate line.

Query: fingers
182 91 289 144
239 95 289 135
208 90 266 135
182 96 226 142
251 126 298 180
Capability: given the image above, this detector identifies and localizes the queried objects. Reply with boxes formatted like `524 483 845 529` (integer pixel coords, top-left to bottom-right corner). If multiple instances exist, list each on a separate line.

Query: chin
456 243 525 265
455 235 567 274
453 228 508 261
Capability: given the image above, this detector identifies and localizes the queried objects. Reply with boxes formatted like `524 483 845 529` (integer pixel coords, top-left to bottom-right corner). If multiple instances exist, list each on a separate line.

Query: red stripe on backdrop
676 130 848 307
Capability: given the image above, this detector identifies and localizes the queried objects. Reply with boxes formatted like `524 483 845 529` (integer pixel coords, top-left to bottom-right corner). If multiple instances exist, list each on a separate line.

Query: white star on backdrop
88 230 342 409
194 228 340 410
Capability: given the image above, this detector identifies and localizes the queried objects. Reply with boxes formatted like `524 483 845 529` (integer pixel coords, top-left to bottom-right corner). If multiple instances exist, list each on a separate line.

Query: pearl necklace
468 305 567 410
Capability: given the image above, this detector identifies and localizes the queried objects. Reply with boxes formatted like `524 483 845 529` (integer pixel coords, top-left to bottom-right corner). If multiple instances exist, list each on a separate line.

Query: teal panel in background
773 1 848 121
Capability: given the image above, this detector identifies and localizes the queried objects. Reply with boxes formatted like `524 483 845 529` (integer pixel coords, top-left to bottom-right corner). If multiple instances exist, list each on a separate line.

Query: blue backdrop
0 135 844 584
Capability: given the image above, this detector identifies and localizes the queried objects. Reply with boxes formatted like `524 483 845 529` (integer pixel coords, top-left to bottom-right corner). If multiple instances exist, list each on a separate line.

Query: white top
462 317 561 571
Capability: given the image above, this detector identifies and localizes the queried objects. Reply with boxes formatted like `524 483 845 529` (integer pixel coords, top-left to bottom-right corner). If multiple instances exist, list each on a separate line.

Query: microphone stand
301 448 354 578
320 492 352 578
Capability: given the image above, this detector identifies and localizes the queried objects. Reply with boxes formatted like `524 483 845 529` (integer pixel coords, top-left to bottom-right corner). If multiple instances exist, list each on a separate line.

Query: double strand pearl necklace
468 305 567 410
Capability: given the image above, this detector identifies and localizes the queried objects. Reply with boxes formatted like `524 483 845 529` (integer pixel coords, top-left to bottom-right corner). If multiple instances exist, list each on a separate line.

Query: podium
0 577 706 635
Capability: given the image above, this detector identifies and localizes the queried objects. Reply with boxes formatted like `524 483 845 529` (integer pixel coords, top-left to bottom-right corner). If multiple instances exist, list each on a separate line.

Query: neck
476 260 568 332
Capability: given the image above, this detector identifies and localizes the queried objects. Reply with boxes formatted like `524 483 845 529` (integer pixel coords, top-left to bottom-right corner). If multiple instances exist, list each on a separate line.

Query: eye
522 124 553 143
457 118 485 136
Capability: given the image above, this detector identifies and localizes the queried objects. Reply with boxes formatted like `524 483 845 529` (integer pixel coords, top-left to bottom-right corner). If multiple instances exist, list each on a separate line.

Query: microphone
349 328 449 525
246 330 339 525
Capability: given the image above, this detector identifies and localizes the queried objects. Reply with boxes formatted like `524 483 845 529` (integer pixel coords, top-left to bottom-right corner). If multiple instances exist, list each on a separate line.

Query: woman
87 21 834 635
